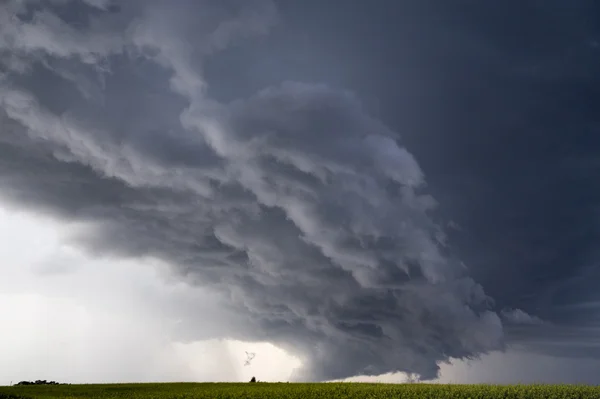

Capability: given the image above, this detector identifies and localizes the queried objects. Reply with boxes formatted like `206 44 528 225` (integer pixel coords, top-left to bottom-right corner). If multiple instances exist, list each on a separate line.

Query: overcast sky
1 0 600 385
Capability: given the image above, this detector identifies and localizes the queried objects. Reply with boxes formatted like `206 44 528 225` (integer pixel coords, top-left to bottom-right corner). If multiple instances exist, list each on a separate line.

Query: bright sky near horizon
0 206 302 384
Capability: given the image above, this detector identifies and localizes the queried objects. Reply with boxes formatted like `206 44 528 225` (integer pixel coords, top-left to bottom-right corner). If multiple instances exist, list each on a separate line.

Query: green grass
1 383 600 399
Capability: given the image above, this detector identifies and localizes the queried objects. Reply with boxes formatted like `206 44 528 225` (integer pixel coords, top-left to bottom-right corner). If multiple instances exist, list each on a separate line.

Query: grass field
2 383 600 399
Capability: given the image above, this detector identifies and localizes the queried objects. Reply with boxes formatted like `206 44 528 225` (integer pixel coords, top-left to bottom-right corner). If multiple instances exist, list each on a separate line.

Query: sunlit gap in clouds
0 205 301 384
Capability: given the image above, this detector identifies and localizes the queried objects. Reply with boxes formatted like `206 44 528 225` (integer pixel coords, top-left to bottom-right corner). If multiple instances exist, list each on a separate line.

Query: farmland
2 383 600 399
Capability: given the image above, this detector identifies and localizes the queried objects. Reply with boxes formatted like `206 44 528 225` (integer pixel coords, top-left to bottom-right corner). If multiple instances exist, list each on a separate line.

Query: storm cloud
2 0 593 383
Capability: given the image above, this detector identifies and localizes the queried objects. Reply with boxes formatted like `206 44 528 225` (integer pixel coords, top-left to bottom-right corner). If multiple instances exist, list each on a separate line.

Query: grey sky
1 0 600 384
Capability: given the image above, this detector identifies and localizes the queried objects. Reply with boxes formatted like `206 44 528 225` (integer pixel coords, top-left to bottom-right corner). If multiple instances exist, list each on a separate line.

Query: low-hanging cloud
0 0 529 382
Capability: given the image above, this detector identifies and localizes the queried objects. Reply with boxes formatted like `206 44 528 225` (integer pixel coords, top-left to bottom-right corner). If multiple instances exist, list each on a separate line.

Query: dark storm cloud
272 0 600 371
2 0 596 383
0 0 513 382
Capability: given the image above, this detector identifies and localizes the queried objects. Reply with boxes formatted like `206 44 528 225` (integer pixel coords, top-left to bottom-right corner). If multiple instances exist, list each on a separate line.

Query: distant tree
15 380 60 386
249 377 256 383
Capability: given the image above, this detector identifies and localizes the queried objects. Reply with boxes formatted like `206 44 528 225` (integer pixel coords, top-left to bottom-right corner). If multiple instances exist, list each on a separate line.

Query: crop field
2 383 600 399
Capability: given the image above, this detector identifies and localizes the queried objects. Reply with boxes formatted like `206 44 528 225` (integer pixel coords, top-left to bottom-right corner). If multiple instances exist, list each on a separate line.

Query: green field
2 383 600 399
